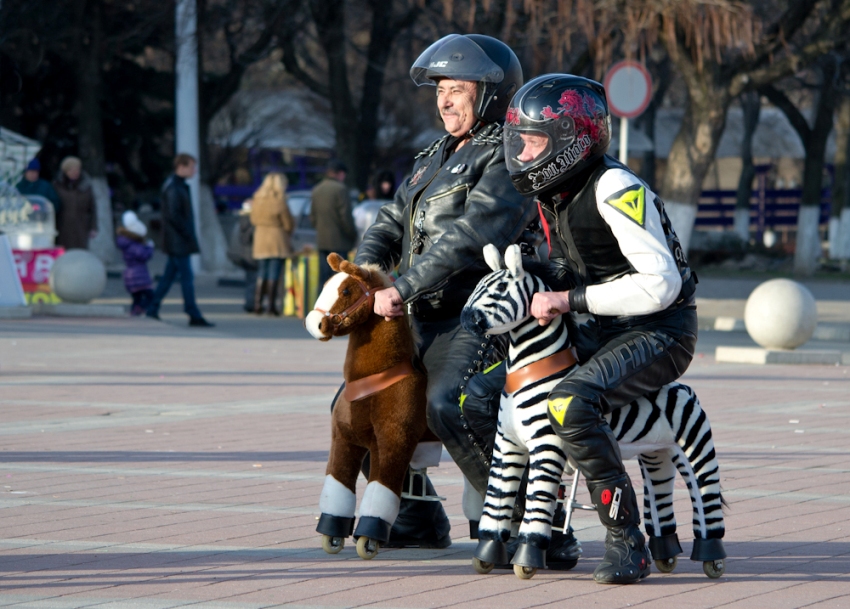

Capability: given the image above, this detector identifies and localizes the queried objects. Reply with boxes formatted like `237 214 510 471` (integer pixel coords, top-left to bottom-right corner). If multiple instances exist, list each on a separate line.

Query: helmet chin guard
503 74 612 196
410 34 523 124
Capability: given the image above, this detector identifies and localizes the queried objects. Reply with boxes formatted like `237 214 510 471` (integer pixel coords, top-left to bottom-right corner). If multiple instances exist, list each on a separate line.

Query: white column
175 0 202 272
619 117 629 166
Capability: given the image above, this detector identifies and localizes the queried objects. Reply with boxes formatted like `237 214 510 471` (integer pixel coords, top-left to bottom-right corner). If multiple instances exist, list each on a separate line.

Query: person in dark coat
116 211 154 316
53 156 97 250
146 153 214 327
310 159 357 286
16 158 61 216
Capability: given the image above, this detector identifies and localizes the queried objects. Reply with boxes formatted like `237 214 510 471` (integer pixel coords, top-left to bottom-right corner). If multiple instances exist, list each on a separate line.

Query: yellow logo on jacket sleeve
605 184 646 227
548 396 573 426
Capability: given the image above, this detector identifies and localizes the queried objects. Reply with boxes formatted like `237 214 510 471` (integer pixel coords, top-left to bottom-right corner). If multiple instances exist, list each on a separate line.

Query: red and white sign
604 61 653 119
13 248 65 304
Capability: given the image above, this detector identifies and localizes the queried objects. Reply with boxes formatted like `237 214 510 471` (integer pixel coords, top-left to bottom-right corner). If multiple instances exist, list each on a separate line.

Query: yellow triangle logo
606 185 646 227
548 396 573 426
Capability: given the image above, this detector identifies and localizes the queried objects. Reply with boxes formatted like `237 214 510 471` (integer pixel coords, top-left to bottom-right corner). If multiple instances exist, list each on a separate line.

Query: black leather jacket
355 123 537 320
161 174 200 257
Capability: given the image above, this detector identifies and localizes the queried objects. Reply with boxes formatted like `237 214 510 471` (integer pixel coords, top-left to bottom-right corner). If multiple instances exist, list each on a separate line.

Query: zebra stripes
463 244 725 555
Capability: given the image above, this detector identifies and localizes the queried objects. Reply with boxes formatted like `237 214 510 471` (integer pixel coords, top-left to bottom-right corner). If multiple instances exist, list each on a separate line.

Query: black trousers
416 316 500 496
547 305 698 488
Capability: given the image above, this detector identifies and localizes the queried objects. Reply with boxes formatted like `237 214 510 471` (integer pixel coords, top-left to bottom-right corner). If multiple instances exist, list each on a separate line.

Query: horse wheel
655 556 677 573
321 534 345 554
356 535 379 560
513 564 537 579
472 557 494 574
703 559 725 579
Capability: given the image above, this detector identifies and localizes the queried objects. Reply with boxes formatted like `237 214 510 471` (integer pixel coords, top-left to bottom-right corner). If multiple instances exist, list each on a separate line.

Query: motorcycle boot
588 475 650 584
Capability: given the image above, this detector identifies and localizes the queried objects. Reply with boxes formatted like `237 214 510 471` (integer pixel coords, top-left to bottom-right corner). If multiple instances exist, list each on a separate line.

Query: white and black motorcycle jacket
537 155 696 321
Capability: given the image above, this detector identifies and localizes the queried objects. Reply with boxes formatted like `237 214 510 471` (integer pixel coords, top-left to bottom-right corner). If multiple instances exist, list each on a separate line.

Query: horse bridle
313 274 385 330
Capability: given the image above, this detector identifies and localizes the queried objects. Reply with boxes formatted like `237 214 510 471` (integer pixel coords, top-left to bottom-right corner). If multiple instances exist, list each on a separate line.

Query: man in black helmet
350 34 560 554
500 74 721 584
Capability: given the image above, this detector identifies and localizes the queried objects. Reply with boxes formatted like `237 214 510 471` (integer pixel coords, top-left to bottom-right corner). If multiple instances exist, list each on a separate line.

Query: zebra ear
483 244 502 272
504 244 524 279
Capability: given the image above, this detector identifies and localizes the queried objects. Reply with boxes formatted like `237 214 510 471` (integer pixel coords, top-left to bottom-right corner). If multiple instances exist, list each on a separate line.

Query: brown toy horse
305 253 441 559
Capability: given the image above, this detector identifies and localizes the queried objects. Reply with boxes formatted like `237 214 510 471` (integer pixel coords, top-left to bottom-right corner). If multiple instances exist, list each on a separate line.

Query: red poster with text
12 248 65 304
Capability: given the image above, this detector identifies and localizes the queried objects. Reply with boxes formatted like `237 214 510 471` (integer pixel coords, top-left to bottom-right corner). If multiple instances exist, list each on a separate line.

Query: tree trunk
74 0 118 264
794 64 837 275
310 0 358 187
734 91 761 243
659 90 731 253
831 95 850 260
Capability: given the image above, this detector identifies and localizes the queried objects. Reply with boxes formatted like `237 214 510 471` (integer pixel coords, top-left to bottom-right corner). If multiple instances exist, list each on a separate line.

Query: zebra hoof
514 564 537 579
655 556 677 573
475 538 509 565
703 559 725 579
691 537 727 562
472 557 494 574
648 533 682 561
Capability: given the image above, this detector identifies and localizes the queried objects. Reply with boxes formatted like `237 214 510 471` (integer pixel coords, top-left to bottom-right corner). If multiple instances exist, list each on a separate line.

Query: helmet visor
410 35 505 86
504 128 555 174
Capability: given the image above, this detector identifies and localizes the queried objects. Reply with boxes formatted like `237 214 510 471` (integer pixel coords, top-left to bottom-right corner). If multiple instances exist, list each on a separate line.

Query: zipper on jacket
425 182 470 202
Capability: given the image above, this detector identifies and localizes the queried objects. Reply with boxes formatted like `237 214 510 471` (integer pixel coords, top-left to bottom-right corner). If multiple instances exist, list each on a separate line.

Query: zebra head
461 244 543 337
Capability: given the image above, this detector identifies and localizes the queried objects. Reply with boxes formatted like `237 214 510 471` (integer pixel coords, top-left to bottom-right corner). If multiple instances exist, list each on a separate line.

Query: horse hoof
514 564 537 579
321 534 345 555
472 557 494 574
356 535 380 560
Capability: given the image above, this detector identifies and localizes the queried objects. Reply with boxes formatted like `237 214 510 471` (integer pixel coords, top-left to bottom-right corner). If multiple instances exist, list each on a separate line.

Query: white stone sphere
744 279 817 349
50 249 107 304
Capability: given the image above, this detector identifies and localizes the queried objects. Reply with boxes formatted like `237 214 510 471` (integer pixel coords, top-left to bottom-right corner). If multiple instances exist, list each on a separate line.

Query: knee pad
546 392 602 439
460 361 504 453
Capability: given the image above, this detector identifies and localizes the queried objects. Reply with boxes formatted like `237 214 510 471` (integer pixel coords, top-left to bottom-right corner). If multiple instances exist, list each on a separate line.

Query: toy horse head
461 243 549 337
306 254 391 341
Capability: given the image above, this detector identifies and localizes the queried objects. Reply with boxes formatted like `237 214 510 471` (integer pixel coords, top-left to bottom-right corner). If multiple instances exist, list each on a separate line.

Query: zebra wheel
356 536 379 560
321 534 344 554
472 557 495 574
655 556 677 573
703 559 725 579
513 564 537 579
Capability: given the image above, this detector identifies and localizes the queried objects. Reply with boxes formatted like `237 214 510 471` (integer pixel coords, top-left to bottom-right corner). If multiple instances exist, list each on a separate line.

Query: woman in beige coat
249 172 294 315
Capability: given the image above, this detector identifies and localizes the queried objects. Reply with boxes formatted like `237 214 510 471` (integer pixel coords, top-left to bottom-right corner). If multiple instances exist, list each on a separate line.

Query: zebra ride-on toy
460 244 726 580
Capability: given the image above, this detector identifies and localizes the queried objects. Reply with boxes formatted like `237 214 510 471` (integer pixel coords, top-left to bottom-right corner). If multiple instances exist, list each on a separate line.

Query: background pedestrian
310 159 356 286
249 172 294 316
53 156 96 250
146 153 214 327
15 158 61 218
227 200 259 313
116 210 154 316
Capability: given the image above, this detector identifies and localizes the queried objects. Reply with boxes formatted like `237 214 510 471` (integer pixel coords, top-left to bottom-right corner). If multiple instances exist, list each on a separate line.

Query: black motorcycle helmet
503 74 612 196
410 34 523 124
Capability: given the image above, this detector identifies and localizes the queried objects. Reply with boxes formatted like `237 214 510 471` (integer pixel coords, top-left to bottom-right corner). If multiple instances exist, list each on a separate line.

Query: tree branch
280 36 330 97
760 83 812 144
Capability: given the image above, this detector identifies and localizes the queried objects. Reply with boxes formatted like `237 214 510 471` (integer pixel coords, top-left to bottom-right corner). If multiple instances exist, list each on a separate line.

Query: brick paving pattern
1 284 849 608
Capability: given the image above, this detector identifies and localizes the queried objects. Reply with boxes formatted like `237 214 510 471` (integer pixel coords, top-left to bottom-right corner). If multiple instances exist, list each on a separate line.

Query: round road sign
604 61 652 119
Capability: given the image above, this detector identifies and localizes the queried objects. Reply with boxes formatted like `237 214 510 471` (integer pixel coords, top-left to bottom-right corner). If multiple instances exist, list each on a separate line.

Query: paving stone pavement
2 277 850 608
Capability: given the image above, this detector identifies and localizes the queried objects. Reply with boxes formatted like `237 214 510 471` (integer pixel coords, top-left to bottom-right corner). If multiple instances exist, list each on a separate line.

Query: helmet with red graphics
503 74 611 196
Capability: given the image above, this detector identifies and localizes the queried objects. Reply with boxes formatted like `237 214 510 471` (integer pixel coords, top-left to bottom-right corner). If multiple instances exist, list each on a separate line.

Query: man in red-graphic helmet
502 74 703 584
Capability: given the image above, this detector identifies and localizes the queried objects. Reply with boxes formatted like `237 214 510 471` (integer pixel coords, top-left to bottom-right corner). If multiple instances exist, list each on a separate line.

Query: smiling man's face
436 79 478 137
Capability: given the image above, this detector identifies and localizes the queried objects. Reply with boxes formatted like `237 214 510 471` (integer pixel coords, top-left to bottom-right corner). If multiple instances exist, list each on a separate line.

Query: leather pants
549 306 698 487
415 316 503 496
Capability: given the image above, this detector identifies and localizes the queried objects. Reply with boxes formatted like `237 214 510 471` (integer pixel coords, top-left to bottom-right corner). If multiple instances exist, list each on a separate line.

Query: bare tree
760 59 840 273
734 90 761 242
280 0 422 191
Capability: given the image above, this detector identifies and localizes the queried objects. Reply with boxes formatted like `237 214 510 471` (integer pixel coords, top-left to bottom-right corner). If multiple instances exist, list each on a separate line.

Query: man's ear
504 244 524 279
483 244 502 272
